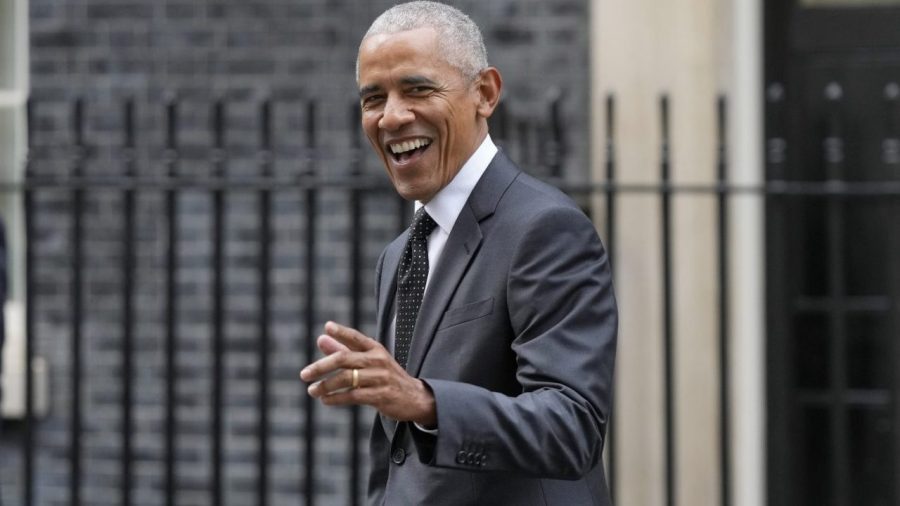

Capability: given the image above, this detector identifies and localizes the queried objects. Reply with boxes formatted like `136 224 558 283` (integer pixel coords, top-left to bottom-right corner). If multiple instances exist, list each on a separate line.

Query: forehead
358 27 456 84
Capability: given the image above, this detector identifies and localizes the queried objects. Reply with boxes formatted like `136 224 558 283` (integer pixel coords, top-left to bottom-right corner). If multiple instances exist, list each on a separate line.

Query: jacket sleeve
418 206 618 479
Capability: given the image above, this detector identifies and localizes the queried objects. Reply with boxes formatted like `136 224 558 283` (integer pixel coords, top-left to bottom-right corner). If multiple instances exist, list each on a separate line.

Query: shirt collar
415 135 498 235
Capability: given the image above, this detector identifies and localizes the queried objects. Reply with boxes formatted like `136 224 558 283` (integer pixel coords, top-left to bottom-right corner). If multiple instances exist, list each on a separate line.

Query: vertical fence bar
547 89 563 179
397 195 410 234
163 97 179 506
120 98 136 506
22 98 36 506
823 82 849 506
494 101 509 146
603 93 617 504
349 103 363 506
884 82 900 176
70 97 86 506
659 94 676 506
517 119 530 171
257 98 272 506
886 81 900 498
885 82 899 143
304 99 318 506
764 82 789 505
210 98 226 506
716 95 732 506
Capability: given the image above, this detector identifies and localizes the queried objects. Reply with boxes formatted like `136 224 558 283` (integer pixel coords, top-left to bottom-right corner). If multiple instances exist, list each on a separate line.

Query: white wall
590 0 764 504
1 0 36 419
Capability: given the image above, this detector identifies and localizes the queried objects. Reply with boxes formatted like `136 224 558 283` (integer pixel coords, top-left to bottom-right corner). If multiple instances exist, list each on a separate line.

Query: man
300 2 617 504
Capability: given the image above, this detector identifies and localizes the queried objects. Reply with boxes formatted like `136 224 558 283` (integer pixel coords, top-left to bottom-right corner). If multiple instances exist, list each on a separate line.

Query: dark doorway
765 2 900 506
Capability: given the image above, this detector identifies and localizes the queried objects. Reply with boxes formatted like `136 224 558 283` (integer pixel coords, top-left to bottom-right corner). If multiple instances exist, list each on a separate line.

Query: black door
765 2 900 506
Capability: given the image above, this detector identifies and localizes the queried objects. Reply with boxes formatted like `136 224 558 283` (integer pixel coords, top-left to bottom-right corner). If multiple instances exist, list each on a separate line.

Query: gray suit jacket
369 151 617 505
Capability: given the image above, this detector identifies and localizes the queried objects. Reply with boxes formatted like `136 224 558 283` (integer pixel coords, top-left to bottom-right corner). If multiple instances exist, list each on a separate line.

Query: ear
475 67 503 118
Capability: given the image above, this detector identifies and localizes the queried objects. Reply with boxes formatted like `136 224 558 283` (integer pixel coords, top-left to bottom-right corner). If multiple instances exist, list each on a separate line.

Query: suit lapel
376 234 406 346
405 205 483 377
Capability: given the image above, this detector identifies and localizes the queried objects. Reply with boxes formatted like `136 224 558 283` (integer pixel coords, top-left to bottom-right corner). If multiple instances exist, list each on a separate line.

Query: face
358 27 495 203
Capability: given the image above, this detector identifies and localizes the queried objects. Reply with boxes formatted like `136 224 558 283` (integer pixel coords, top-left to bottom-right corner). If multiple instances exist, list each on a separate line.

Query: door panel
765 2 900 506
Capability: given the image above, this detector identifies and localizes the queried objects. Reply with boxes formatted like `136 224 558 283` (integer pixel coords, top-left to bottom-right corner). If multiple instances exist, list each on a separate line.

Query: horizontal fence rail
2 93 899 506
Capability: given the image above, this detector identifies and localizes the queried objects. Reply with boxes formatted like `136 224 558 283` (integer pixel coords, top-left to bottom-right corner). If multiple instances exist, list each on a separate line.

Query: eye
361 95 384 109
408 86 433 95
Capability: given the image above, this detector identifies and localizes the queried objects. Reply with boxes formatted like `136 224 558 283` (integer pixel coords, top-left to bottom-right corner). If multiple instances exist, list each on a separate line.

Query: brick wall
1 1 591 504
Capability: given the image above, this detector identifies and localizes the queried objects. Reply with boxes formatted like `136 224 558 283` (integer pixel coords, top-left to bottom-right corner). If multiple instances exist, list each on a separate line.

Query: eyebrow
399 75 437 87
359 84 381 98
358 75 438 98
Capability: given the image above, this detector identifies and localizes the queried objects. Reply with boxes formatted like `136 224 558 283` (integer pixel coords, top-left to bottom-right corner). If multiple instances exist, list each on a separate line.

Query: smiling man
300 2 617 504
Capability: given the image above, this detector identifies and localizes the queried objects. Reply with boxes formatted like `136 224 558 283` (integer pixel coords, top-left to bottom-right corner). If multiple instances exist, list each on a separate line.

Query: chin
394 186 422 202
390 179 431 202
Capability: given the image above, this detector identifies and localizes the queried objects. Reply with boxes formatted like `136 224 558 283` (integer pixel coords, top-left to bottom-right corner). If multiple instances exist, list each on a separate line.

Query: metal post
70 97 86 506
163 96 179 506
257 97 272 506
493 101 509 146
885 82 900 498
120 98 136 506
716 95 732 506
22 98 36 506
349 102 363 506
304 99 318 506
210 98 226 506
547 89 564 179
659 94 676 506
823 82 848 506
604 93 617 504
764 81 789 505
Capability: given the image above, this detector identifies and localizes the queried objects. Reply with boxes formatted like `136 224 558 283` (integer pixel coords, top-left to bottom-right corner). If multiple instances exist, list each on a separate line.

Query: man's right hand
299 321 437 428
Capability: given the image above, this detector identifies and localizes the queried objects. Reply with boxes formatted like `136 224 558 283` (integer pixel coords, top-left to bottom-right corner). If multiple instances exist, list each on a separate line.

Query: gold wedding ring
351 368 360 390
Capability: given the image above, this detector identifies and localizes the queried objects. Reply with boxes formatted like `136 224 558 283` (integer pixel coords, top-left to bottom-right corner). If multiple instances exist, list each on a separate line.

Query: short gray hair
357 1 489 81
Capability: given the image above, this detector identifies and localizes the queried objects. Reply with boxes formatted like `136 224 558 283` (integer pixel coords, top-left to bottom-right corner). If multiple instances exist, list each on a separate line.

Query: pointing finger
300 349 367 382
317 334 349 355
324 321 377 352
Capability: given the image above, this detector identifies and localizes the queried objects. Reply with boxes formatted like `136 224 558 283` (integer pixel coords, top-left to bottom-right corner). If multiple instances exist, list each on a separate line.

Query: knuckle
372 370 384 383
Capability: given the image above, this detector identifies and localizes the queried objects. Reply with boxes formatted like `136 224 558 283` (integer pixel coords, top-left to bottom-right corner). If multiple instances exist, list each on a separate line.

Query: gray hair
356 1 489 81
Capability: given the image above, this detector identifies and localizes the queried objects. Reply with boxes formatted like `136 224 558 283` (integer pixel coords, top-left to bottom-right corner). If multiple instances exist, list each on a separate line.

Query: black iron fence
8 94 574 506
4 91 900 506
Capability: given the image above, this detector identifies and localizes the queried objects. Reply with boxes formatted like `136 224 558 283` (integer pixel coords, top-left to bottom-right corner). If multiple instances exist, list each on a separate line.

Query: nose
378 95 414 131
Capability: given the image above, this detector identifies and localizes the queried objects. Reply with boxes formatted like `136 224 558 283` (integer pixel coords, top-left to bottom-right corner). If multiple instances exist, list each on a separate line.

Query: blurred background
0 0 898 505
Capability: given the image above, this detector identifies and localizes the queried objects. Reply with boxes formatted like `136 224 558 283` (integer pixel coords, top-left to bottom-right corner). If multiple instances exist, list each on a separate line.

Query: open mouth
388 137 432 163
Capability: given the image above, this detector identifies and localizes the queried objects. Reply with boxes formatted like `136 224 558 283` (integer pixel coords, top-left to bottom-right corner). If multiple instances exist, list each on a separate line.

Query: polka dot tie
394 207 438 369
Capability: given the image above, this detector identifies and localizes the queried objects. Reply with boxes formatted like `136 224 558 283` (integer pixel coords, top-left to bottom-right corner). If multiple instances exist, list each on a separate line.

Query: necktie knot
411 207 438 238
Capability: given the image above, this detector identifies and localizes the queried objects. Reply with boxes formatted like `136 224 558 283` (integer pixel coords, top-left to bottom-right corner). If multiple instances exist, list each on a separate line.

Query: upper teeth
390 138 430 154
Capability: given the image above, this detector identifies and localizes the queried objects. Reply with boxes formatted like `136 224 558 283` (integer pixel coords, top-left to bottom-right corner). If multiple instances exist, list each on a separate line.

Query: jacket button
391 448 406 465
456 451 468 464
466 452 476 465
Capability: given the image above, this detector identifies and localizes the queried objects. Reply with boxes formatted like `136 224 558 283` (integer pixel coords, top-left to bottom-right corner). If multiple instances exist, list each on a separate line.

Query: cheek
362 119 378 144
438 119 456 177
362 122 387 155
